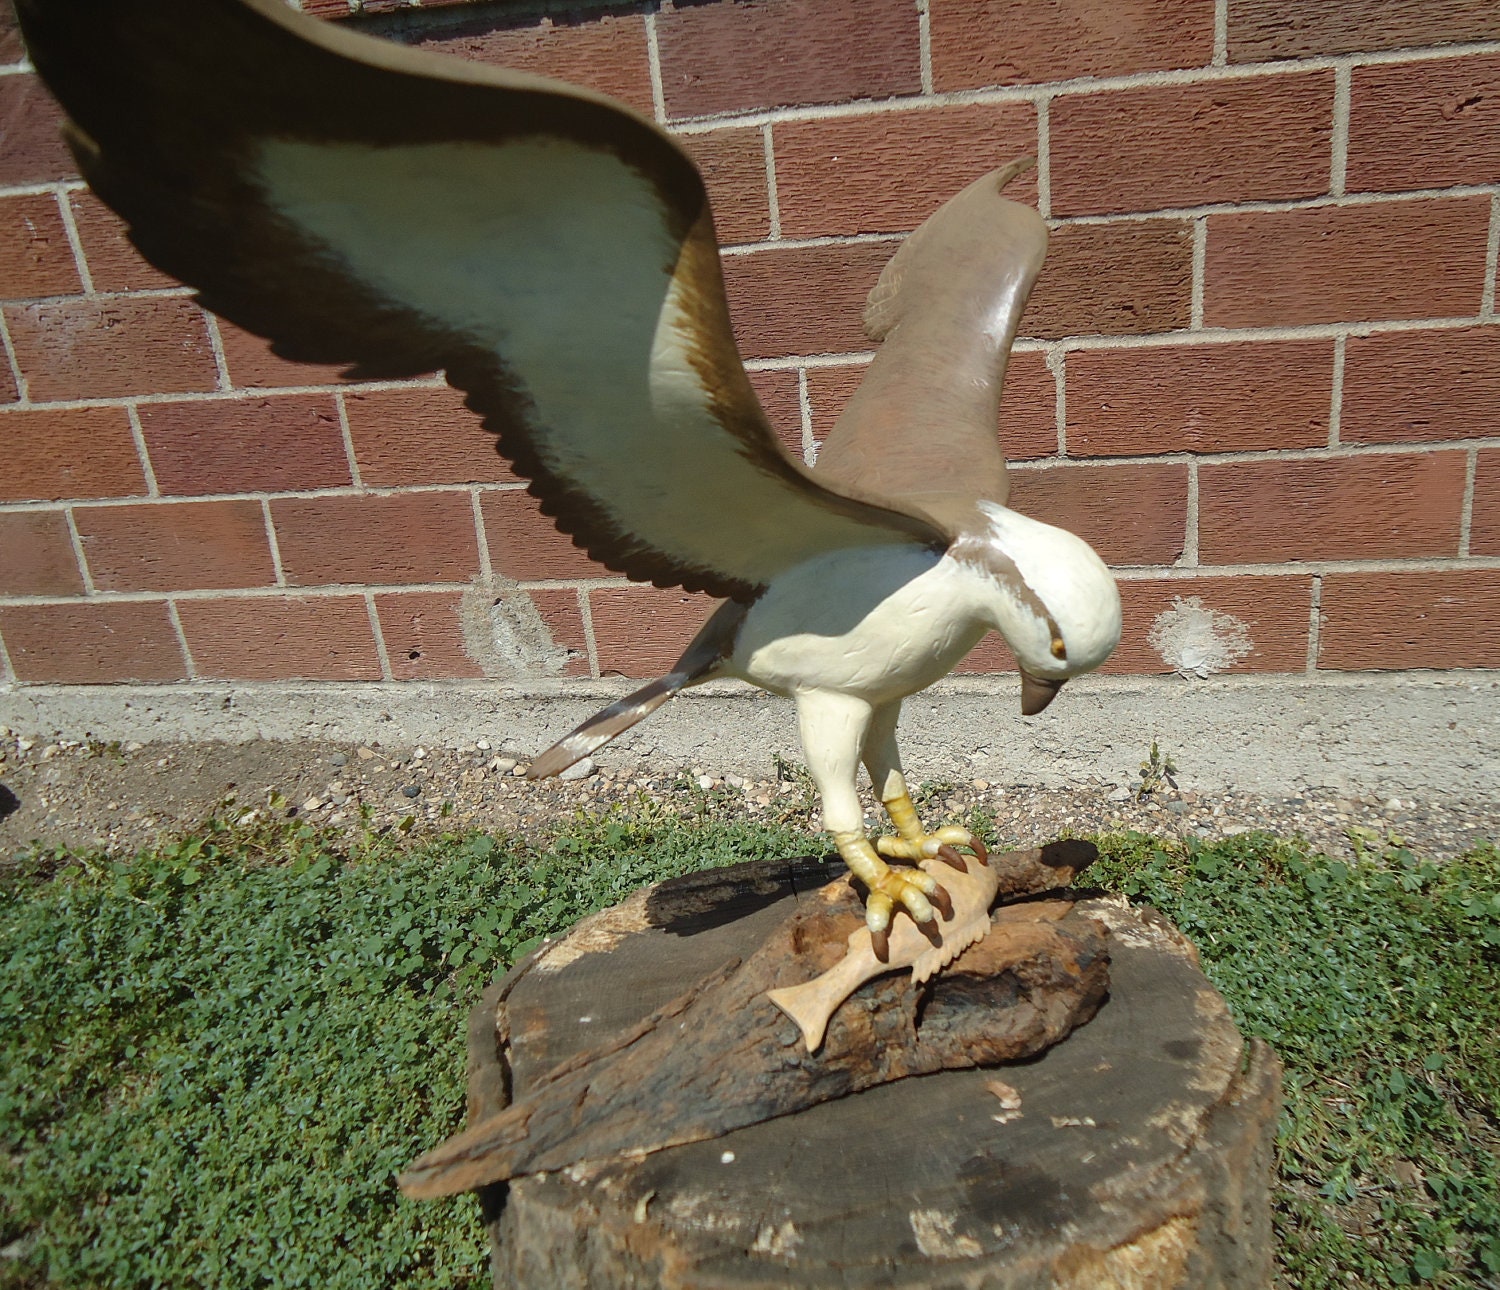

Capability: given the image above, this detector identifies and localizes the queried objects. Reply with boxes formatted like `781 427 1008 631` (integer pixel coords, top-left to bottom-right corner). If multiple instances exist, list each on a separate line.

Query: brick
997 352 1061 460
0 193 82 299
723 242 889 359
216 318 355 390
773 104 1038 238
656 0 920 119
0 601 185 683
374 590 484 681
1197 452 1466 562
1007 462 1189 565
1051 72 1334 218
1023 220 1194 339
931 0 1214 90
676 128 770 245
0 510 84 595
73 500 276 592
66 192 178 293
951 631 1016 675
343 384 517 487
1065 339 1333 456
481 488 597 580
1205 197 1491 328
0 74 76 186
5 296 219 401
1318 570 1500 669
746 367 805 461
529 588 591 678
271 491 480 586
804 364 865 446
589 584 714 678
1229 0 1500 62
1347 54 1500 193
0 406 147 502
806 350 1058 461
1472 449 1500 556
177 595 382 680
1341 327 1500 444
138 393 349 495
413 14 655 118
0 361 15 405
1102 574 1313 674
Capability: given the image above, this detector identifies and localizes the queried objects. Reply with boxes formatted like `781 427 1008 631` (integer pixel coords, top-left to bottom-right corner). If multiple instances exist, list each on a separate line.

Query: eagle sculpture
18 0 1122 956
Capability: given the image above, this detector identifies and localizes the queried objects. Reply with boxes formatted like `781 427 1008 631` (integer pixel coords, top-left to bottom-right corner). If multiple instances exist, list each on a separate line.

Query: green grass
1 799 1496 1288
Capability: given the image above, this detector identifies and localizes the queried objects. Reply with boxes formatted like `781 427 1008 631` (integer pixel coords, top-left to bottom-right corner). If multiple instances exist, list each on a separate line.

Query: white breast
730 546 992 704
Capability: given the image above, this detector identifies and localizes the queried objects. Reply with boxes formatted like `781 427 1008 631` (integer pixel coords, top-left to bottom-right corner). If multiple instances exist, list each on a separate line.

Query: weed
1136 739 1179 799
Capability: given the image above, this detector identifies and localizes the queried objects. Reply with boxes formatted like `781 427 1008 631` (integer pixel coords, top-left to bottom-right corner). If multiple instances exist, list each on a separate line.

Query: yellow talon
831 827 950 953
875 791 989 869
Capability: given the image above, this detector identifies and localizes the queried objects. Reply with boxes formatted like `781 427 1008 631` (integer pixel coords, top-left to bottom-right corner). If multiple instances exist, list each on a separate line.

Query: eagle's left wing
16 0 949 601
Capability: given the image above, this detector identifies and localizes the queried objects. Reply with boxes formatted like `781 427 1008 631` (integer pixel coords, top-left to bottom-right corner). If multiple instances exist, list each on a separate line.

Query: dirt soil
1 728 1494 865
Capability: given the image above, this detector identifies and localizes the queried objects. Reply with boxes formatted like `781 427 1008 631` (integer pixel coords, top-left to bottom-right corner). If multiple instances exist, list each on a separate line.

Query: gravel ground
2 728 1494 864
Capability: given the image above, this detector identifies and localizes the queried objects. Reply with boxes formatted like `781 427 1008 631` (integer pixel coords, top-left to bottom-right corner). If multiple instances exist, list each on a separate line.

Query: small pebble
559 758 595 782
402 784 421 799
356 747 376 761
330 753 349 768
476 739 491 750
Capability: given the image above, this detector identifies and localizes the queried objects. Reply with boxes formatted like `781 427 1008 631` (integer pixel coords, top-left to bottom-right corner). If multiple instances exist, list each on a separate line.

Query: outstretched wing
16 0 947 600
813 162 1047 527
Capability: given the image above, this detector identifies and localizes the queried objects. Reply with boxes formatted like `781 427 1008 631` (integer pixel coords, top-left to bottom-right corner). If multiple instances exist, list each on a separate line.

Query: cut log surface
467 852 1282 1289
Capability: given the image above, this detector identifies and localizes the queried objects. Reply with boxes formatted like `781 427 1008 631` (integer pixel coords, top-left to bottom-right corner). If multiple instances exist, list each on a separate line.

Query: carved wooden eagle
18 0 1121 955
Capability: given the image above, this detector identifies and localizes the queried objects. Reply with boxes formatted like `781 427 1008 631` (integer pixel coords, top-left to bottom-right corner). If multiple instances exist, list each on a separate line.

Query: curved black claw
871 925 890 963
935 844 969 872
928 882 954 921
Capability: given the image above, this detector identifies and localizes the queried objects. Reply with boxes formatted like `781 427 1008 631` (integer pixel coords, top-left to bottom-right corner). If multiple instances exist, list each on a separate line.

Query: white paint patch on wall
1148 596 1253 679
459 578 577 680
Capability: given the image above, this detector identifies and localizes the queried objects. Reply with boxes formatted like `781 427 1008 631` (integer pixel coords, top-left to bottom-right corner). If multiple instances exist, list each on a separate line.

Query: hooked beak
1020 671 1065 716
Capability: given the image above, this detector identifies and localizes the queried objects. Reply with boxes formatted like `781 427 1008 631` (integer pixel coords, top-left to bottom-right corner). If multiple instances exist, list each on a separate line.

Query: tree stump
463 853 1282 1289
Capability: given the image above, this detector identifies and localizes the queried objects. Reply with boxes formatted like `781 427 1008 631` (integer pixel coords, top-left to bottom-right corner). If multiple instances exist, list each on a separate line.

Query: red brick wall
1 0 1498 686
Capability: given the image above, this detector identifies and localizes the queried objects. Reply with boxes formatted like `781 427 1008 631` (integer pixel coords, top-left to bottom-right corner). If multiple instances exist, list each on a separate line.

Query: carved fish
768 853 1002 1051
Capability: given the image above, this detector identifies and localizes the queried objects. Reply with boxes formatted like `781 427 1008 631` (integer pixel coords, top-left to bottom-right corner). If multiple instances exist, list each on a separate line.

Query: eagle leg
863 701 989 874
796 691 950 960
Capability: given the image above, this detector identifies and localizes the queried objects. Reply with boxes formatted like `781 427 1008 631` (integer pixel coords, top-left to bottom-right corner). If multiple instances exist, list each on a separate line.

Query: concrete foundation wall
4 673 1497 805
